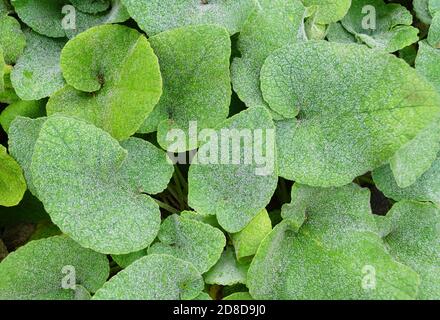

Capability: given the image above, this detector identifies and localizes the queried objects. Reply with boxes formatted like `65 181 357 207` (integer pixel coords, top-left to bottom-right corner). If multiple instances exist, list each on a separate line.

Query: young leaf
93 254 204 300
0 235 109 299
383 201 440 299
0 144 26 207
247 184 420 299
148 214 226 273
302 0 351 24
204 247 249 286
120 0 255 36
11 0 70 38
30 116 170 254
0 15 26 64
47 24 162 141
264 41 440 187
11 31 66 100
373 154 440 205
138 25 231 151
230 0 306 111
0 100 45 133
188 106 278 233
230 209 272 261
342 0 419 52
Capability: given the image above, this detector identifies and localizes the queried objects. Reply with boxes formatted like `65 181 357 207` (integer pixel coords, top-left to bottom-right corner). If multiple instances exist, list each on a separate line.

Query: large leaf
0 144 26 207
383 201 440 299
342 0 419 53
230 0 305 111
148 214 226 273
247 184 420 299
121 0 255 36
93 254 203 300
11 31 66 100
188 106 278 233
0 235 109 299
30 116 174 254
138 25 231 151
263 41 440 187
47 24 162 141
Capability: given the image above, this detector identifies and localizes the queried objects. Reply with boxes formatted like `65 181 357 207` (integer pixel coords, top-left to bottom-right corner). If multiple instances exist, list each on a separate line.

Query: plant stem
167 184 185 209
154 199 179 214
174 165 188 194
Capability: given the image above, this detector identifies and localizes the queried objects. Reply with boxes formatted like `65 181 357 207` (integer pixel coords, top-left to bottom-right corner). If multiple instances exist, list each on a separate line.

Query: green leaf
263 41 440 187
302 0 351 24
180 210 221 229
0 15 26 64
12 0 70 38
111 249 148 269
193 292 212 300
138 25 231 151
64 0 130 39
428 13 440 48
0 144 26 207
247 184 420 299
383 201 440 299
0 235 109 299
0 48 4 92
188 106 278 233
93 254 204 300
204 247 249 286
148 214 226 273
231 209 272 261
223 292 253 300
230 0 305 111
11 31 66 100
416 41 440 92
430 0 440 15
120 0 255 36
414 0 433 24
30 116 170 254
342 0 419 52
70 0 110 13
373 154 440 205
47 24 162 141
0 100 45 133
326 22 358 44
0 64 19 104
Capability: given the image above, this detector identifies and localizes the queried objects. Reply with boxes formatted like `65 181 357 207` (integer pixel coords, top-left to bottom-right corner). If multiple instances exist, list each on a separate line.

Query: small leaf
223 292 253 300
263 41 440 186
414 0 433 24
247 184 420 299
121 0 255 36
0 15 26 64
383 201 440 299
148 214 226 273
231 209 272 261
47 24 162 141
0 235 109 300
0 100 45 133
30 116 169 254
303 0 351 24
188 106 278 233
416 41 440 92
342 0 419 52
93 254 204 300
11 31 66 100
111 249 148 269
428 13 440 48
70 0 110 14
204 247 249 286
0 144 26 207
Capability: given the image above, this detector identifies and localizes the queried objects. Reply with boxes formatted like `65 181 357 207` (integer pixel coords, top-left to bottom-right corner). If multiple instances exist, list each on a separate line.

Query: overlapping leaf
264 41 440 187
0 15 25 64
47 24 162 140
93 254 203 300
0 100 45 133
29 116 173 254
0 235 109 299
204 247 249 286
188 106 278 233
0 144 26 207
247 184 420 299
